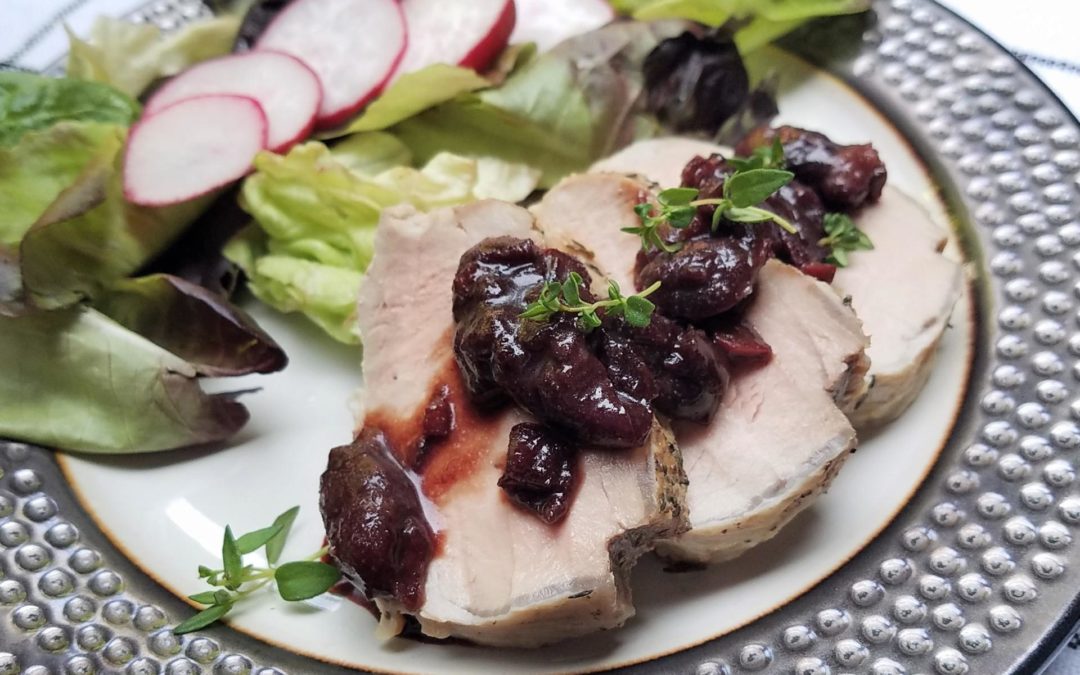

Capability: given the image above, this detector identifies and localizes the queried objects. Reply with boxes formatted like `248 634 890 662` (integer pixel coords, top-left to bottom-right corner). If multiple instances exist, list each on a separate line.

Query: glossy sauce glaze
322 351 503 611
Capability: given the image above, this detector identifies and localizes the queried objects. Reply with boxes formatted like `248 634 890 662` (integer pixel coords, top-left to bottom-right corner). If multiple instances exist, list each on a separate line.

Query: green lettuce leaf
0 121 124 247
0 306 251 454
609 0 870 49
391 21 682 187
394 96 591 188
95 274 287 376
19 143 207 309
0 73 138 147
226 228 366 344
324 64 491 138
66 15 241 98
329 132 413 177
229 142 539 343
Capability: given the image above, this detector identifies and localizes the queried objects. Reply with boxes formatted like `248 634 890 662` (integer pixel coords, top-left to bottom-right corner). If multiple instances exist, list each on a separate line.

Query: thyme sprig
173 506 341 635
520 271 660 332
819 212 874 267
626 166 797 254
728 136 786 171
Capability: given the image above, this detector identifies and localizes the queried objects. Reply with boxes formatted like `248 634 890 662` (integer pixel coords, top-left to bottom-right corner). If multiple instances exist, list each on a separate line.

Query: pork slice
532 172 647 291
533 172 867 409
534 175 867 563
833 187 964 429
325 200 687 647
662 260 865 563
589 136 733 188
590 138 961 426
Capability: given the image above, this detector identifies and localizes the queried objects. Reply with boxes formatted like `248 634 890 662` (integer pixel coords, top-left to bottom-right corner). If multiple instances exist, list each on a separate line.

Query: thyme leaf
520 272 660 332
173 506 339 635
819 212 874 267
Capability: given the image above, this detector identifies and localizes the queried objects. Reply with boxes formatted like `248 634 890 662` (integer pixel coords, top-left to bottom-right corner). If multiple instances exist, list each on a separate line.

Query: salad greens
609 0 871 52
393 21 682 187
0 73 139 147
325 64 491 137
19 139 208 309
0 121 125 245
0 70 279 454
228 141 540 343
66 15 241 97
0 307 251 454
95 274 287 376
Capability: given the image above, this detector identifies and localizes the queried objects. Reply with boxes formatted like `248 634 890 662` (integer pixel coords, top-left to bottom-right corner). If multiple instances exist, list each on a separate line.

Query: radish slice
144 50 321 152
394 0 515 77
257 0 406 129
123 95 267 207
510 0 613 51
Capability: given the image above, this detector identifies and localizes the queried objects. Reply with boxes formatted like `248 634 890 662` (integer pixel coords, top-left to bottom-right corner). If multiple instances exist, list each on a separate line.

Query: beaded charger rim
5 0 1080 673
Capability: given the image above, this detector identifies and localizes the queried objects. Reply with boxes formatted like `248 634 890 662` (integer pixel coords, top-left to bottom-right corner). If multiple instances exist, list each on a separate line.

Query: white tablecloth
1 0 1078 671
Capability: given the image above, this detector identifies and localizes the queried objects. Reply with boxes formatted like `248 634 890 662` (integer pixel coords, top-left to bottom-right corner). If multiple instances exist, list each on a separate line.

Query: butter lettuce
228 141 540 343
325 64 491 138
66 15 241 97
95 274 287 376
19 141 207 309
391 21 683 187
0 306 252 454
0 121 124 246
608 0 871 51
0 73 138 147
330 131 413 177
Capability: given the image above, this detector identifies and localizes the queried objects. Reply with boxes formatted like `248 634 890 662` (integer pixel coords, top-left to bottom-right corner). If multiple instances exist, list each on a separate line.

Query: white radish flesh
510 0 613 51
144 50 321 152
257 0 406 129
394 0 515 77
123 95 267 207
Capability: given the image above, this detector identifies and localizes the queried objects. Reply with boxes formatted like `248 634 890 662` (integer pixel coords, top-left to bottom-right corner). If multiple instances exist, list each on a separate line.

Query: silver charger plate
3 0 1080 672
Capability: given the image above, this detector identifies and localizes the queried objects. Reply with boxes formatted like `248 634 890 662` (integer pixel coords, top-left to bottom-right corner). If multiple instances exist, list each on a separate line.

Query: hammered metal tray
4 0 1080 672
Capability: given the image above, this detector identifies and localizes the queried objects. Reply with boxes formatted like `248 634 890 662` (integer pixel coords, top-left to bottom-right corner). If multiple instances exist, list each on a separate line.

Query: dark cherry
636 235 769 321
498 423 578 524
642 32 750 134
598 314 729 423
736 125 888 210
320 430 436 611
453 237 653 449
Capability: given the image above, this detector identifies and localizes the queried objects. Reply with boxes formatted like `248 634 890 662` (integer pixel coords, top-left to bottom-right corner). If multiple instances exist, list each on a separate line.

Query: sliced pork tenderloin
534 174 868 563
662 260 865 563
321 200 687 647
833 187 964 429
589 137 961 426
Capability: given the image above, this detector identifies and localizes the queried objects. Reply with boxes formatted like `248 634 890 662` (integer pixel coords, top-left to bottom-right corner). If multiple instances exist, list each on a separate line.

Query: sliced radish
510 0 613 51
124 95 267 207
144 50 321 152
256 0 406 129
394 0 515 77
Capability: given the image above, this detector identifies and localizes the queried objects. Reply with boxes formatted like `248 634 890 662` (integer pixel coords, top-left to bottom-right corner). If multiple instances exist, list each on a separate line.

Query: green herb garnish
819 212 874 267
627 166 797 253
519 271 660 332
626 187 699 254
173 506 340 635
728 137 786 171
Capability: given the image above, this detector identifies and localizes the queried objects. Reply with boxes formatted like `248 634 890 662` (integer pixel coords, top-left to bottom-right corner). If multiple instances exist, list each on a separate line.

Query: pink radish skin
256 0 407 129
123 95 268 207
394 0 515 79
510 0 613 51
144 50 322 152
